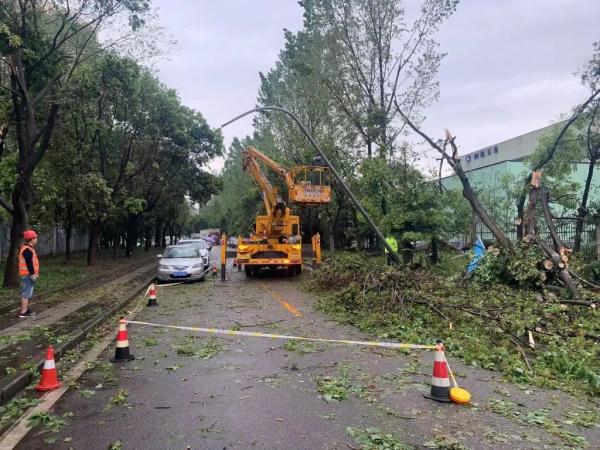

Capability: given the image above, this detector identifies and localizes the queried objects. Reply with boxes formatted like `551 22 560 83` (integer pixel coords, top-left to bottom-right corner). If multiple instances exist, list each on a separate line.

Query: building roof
458 121 564 171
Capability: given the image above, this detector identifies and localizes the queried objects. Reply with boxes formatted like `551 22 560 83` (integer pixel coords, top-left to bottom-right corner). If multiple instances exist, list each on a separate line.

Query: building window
487 148 492 155
480 150 485 158
466 155 471 162
474 153 479 160
494 146 499 153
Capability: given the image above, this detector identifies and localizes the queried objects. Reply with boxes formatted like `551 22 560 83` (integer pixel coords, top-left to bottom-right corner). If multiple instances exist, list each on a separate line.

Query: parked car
177 239 210 268
157 245 208 282
227 237 238 248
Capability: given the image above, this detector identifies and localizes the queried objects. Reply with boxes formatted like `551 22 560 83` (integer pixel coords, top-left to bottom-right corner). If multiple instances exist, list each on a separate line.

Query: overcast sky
151 0 599 172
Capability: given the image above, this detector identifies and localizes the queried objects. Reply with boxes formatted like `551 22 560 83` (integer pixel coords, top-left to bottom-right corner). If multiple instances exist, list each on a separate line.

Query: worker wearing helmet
384 236 398 265
18 229 40 318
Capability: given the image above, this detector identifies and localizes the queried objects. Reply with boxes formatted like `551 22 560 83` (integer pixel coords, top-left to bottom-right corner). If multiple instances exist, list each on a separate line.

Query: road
10 257 600 449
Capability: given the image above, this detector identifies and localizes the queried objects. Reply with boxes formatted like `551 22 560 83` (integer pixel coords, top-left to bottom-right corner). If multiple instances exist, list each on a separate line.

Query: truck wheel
294 264 302 275
245 266 252 278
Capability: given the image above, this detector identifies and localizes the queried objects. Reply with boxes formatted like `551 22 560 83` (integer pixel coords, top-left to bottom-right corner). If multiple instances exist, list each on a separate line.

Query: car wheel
199 276 205 282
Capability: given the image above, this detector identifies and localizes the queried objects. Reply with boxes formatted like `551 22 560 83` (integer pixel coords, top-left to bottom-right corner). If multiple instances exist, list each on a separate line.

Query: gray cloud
151 0 599 172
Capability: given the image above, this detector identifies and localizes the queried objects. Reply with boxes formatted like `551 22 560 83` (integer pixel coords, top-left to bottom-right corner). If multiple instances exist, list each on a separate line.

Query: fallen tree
308 255 600 397
395 101 585 298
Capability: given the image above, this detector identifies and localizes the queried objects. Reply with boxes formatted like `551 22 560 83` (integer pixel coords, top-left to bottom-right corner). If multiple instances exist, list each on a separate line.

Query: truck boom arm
242 150 285 217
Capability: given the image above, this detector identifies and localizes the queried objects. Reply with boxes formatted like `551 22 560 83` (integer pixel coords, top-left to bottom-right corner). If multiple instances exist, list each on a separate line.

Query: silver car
157 245 207 282
177 239 210 268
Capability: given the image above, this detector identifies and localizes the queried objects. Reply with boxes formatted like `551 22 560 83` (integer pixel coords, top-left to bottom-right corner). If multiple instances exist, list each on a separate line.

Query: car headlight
192 263 204 268
159 264 169 270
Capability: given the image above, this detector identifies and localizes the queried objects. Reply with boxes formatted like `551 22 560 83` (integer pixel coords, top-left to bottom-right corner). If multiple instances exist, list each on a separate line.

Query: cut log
539 271 547 282
542 259 554 271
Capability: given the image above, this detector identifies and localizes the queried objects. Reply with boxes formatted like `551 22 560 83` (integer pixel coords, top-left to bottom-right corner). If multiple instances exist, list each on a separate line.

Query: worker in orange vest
18 229 39 318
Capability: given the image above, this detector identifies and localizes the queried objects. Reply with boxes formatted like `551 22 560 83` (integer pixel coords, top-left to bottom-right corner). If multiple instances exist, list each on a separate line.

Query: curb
0 273 155 406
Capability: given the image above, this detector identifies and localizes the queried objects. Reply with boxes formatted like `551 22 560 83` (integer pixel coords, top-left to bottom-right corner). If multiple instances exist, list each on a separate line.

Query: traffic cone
36 345 62 391
147 283 158 307
110 319 135 362
424 340 452 402
212 266 218 277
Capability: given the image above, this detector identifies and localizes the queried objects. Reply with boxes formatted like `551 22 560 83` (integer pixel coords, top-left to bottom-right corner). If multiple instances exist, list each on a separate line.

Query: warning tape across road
126 320 436 350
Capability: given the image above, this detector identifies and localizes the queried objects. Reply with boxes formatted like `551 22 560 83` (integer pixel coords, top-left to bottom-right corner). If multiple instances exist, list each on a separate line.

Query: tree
0 0 151 286
305 0 457 158
574 42 600 252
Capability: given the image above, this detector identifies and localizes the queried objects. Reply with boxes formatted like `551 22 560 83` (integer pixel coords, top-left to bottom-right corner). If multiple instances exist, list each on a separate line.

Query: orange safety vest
19 245 39 277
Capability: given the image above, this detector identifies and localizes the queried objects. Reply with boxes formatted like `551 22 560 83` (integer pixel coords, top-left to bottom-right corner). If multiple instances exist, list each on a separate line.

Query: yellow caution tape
154 282 184 288
126 320 436 350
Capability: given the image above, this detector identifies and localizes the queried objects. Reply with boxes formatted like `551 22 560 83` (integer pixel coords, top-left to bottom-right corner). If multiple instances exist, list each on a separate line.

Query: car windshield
163 246 202 258
177 240 207 249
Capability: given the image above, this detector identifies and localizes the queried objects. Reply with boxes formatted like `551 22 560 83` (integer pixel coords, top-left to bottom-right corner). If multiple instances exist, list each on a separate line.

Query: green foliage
316 376 350 402
283 340 317 354
27 411 65 433
204 0 460 249
79 389 96 398
108 440 124 450
107 388 129 408
580 260 600 283
144 337 159 347
470 244 544 287
0 398 42 425
174 337 223 359
347 427 414 450
307 255 600 397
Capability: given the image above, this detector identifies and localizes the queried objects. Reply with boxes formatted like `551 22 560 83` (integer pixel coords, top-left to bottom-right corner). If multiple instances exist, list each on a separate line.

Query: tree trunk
87 221 101 266
596 223 600 261
328 201 342 254
516 194 526 240
64 201 73 261
396 114 513 250
430 237 439 264
125 215 139 257
144 225 151 252
65 221 72 262
161 224 168 248
3 179 31 288
112 233 118 260
573 157 597 252
401 240 413 264
3 205 26 288
154 221 161 249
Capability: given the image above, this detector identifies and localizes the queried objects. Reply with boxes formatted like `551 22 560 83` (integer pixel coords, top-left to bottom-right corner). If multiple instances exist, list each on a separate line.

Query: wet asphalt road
14 259 600 449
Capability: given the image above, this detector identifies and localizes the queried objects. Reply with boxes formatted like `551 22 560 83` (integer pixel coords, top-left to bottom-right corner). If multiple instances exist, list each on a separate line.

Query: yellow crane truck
236 146 330 277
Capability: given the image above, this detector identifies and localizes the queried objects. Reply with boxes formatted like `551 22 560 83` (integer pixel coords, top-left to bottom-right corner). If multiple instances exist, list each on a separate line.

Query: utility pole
221 106 401 264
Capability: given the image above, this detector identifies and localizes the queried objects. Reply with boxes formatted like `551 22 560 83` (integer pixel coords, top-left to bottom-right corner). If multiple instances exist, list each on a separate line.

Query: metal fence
472 218 597 257
0 223 89 259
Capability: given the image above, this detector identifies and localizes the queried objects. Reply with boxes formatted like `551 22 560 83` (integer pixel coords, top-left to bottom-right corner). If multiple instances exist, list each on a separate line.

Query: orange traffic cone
110 319 135 362
147 283 158 307
424 340 451 402
36 345 62 391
